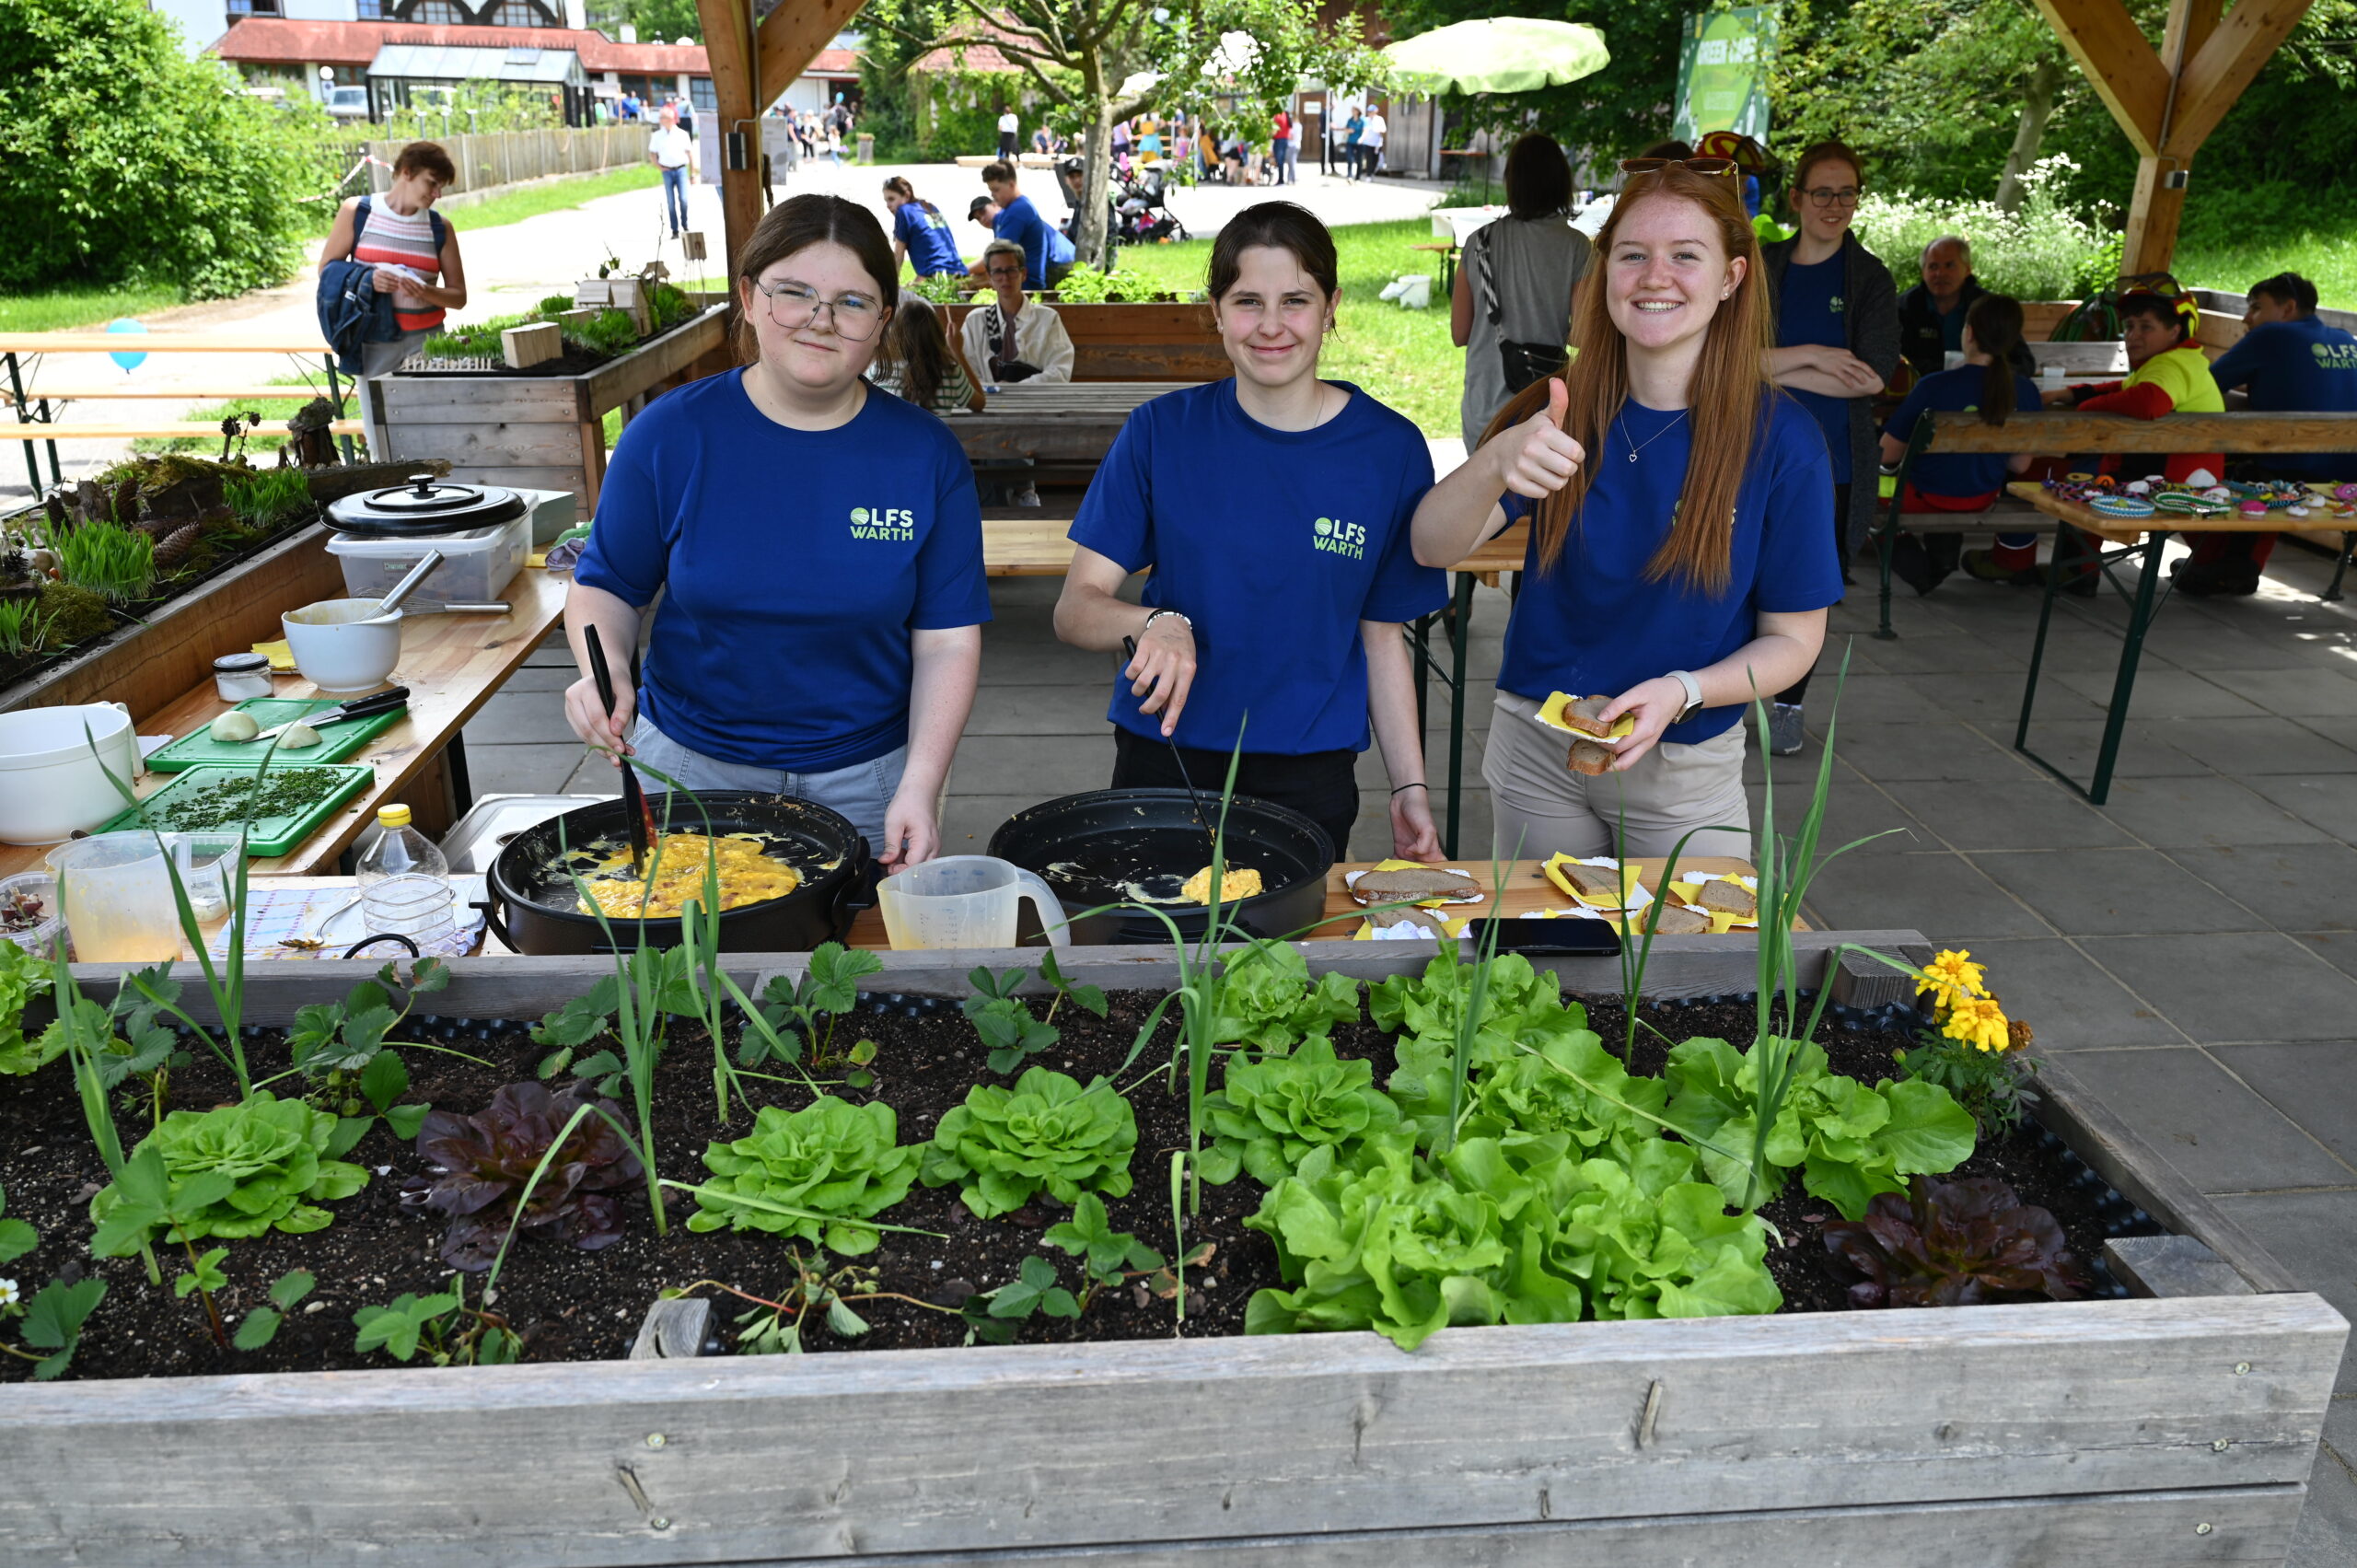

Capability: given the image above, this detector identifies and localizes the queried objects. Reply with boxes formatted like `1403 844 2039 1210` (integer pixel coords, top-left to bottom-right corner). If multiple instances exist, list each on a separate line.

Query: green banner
1671 6 1776 144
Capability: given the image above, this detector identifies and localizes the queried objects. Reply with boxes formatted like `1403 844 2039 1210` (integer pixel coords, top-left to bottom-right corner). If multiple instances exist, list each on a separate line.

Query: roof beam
2029 0 2172 153
757 0 870 113
2165 0 2316 154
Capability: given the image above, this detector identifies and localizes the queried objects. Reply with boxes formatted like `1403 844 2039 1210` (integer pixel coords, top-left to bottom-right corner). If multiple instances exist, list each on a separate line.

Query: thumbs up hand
1492 377 1584 500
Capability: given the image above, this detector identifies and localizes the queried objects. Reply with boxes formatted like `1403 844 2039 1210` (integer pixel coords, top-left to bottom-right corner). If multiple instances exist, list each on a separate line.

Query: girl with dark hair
1876 292 2044 594
882 177 966 278
1453 132 1592 445
1758 139 1902 754
1411 162 1841 862
1052 201 1450 862
563 193 990 868
872 294 986 414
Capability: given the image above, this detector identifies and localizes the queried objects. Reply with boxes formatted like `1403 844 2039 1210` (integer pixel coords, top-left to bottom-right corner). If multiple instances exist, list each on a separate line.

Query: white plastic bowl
283 598 403 693
0 704 140 844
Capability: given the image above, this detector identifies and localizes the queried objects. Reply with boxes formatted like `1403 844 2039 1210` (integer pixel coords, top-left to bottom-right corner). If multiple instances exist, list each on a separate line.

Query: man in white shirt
962 239 1074 505
1358 107 1387 179
646 105 693 238
997 106 1019 159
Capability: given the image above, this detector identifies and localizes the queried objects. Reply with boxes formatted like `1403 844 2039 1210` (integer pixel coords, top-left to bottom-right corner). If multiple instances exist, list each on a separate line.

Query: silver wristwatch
1665 668 1705 724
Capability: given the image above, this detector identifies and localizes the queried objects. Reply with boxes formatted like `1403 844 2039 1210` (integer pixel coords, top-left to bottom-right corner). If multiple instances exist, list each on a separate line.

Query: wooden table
949 381 1177 464
841 854 1761 949
0 567 567 879
2007 481 2357 802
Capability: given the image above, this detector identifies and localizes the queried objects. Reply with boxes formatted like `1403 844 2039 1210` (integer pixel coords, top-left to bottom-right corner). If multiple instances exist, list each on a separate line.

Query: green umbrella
1380 18 1610 97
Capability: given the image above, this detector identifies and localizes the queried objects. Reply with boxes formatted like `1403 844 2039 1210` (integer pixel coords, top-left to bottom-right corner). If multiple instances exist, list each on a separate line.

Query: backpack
314 195 447 374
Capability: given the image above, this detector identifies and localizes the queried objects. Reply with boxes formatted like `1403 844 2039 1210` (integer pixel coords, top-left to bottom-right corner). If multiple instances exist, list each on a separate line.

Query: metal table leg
2326 534 2354 604
1444 569 1475 857
8 353 39 494
446 731 474 815
2014 528 2171 806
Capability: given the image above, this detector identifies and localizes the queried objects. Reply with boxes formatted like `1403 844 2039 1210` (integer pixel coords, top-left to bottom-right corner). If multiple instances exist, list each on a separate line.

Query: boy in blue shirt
981 161 1074 291
2196 272 2357 594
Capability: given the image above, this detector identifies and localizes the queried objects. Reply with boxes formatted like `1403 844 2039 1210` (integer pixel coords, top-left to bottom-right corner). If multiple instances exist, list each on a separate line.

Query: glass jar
213 651 274 702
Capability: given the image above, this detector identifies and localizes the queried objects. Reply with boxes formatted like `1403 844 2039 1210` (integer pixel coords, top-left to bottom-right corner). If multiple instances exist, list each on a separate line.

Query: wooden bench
7 387 351 405
1883 409 2357 804
1408 240 1460 295
10 419 366 442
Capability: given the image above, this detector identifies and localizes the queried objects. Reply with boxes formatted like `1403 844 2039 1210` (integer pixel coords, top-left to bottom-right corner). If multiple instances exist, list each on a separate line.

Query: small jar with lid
213 651 273 702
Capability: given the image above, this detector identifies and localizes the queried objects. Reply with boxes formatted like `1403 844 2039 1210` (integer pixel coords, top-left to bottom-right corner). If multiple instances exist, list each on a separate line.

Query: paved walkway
469 528 2357 1561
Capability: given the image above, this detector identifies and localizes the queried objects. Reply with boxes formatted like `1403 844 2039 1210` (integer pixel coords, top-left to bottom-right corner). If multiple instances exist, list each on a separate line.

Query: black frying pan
990 788 1333 945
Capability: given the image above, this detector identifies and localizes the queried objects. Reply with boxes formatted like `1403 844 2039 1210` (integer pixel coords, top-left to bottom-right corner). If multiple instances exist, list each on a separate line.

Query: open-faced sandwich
1695 877 1758 920
1367 905 1454 937
1537 691 1637 740
1567 738 1616 776
1350 865 1482 905
1550 859 1620 900
1643 902 1712 935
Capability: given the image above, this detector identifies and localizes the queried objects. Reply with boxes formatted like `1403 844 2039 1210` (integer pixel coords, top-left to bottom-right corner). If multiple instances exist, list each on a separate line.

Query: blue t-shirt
2207 316 2357 480
893 200 964 277
575 372 992 772
1068 380 1447 755
1881 366 2043 499
993 194 1075 289
1497 395 1841 745
1778 252 1853 482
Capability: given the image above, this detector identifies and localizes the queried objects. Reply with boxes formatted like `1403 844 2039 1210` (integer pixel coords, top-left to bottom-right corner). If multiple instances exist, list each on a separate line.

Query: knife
250 686 411 742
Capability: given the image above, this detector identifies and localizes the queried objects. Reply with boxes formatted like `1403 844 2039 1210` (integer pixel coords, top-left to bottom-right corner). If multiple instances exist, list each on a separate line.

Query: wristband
1390 782 1427 796
1143 608 1193 635
1664 668 1705 724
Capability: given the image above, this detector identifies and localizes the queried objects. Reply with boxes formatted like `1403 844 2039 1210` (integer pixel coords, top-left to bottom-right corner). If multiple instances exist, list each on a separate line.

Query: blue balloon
106 317 148 374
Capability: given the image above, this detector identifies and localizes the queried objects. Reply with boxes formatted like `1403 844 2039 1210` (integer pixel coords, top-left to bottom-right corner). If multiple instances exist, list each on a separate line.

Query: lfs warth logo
850 505 916 541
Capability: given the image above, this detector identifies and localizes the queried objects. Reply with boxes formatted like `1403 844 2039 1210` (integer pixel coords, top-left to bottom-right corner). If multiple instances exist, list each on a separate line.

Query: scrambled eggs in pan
1178 865 1263 904
580 832 799 919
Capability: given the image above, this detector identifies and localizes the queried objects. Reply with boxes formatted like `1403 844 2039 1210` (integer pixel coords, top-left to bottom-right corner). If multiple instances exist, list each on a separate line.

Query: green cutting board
97 763 376 857
145 700 403 773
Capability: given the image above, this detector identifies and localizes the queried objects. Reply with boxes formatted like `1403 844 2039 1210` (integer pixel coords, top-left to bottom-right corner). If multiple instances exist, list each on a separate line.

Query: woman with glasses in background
1758 139 1900 756
563 193 990 869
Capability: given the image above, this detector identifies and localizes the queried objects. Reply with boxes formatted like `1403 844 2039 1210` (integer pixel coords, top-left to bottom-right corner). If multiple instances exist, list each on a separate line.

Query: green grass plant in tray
143 701 405 773
97 763 375 857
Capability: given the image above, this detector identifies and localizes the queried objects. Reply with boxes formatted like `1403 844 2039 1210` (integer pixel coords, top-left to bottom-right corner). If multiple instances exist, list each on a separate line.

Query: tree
0 0 330 297
869 0 1387 265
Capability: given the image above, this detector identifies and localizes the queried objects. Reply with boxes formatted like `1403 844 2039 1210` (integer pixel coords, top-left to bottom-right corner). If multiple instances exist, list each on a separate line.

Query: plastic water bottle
355 804 453 941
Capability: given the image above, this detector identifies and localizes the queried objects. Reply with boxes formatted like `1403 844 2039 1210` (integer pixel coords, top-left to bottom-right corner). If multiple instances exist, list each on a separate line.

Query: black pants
1776 478 1852 707
999 131 1018 158
1110 726 1360 861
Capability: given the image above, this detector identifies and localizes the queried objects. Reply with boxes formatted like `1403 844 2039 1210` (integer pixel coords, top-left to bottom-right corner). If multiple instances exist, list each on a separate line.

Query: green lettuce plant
88 1092 367 1251
1665 1037 1977 1220
687 1097 923 1254
0 942 60 1076
1207 939 1361 1052
1196 1036 1401 1186
1461 1019 1669 1163
921 1066 1139 1218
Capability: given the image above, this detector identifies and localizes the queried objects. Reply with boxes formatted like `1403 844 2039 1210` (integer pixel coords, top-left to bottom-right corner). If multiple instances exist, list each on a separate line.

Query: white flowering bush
1854 157 2118 301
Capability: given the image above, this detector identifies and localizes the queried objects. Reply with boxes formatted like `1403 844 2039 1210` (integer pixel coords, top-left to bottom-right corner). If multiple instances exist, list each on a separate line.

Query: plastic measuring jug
45 833 184 962
876 855 1070 950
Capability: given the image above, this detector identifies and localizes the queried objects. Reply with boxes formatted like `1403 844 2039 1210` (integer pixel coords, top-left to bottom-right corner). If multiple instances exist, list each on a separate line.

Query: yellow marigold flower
1944 994 2011 1053
1915 948 1989 1011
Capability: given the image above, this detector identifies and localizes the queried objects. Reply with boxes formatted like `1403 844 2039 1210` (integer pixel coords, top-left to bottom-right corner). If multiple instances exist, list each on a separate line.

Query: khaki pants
1481 691 1753 863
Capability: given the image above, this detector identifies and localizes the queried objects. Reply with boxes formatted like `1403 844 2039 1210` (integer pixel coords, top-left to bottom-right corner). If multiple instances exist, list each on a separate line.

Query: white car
323 85 371 122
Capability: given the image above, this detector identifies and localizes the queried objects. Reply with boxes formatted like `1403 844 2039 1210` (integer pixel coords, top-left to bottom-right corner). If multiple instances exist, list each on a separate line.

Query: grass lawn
441 164 663 233
1103 217 1462 436
133 374 356 459
0 283 183 335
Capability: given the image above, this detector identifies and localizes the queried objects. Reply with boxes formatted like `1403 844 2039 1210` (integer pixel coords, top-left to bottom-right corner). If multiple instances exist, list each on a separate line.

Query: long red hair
1480 166 1772 594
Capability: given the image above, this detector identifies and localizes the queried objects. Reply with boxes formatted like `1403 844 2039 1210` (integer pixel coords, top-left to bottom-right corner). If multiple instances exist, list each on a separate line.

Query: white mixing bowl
0 703 140 843
282 598 403 693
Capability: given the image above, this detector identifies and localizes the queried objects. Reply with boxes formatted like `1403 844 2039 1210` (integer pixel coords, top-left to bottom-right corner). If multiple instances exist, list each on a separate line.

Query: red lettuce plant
401 1082 642 1271
1821 1175 2089 1308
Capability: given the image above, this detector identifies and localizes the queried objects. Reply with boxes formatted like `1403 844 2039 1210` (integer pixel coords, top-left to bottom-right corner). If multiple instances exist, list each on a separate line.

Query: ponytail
1964 292 2026 425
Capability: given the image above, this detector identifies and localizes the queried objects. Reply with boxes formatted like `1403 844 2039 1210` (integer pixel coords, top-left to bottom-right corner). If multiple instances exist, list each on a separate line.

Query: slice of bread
1552 859 1618 899
1644 902 1711 935
1558 695 1620 737
1352 866 1481 905
1697 878 1757 918
1368 905 1452 936
1568 738 1615 775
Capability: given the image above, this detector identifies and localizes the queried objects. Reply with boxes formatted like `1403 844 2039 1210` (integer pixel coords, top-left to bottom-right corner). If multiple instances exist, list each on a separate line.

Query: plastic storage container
327 509 531 606
0 873 65 958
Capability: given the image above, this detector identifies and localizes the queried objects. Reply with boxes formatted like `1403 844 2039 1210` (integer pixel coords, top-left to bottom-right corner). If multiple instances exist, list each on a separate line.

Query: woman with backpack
319 141 467 433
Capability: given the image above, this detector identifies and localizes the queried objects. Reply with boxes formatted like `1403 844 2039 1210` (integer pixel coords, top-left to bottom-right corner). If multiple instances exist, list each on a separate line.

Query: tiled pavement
469 536 2357 1558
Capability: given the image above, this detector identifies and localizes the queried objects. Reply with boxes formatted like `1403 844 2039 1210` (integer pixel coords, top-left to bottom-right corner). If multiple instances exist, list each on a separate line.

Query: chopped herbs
131 768 349 831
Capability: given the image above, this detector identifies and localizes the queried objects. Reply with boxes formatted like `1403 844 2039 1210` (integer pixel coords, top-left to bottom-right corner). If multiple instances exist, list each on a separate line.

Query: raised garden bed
0 935 2340 1566
370 303 733 509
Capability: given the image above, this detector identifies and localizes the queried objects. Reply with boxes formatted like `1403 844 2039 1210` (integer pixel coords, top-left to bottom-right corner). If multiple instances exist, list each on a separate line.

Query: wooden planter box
6 932 2343 1567
369 304 735 511
942 299 1230 382
0 520 345 723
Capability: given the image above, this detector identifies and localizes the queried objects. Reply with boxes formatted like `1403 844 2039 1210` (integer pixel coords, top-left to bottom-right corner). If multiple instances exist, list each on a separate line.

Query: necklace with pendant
1619 407 1689 461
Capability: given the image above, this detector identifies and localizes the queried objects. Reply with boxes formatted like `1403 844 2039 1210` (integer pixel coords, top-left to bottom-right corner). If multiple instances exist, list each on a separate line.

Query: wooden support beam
758 0 870 107
2029 0 2172 154
2121 156 2186 276
696 0 767 275
2167 0 2315 154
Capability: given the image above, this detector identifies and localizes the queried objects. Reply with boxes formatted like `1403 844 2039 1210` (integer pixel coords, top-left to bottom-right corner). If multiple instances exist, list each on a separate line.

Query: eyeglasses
1620 157 1738 180
1803 185 1863 207
753 279 885 341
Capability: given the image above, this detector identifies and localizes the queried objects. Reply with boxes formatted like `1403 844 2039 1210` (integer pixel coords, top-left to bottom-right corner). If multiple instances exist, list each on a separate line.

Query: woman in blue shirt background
1412 161 1841 863
883 177 967 279
1053 202 1448 862
566 193 990 868
1880 293 2043 594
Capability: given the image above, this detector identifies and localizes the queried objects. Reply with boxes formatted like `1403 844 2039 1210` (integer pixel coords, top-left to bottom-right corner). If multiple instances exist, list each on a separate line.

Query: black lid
326 473 528 536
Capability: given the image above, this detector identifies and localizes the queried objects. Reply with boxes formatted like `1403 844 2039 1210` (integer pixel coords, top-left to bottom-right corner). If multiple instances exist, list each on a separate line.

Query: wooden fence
323 126 651 201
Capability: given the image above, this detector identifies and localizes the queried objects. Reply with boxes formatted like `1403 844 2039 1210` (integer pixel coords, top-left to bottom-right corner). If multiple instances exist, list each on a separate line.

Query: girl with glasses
1758 138 1901 756
1053 202 1451 863
1411 164 1841 864
563 193 991 870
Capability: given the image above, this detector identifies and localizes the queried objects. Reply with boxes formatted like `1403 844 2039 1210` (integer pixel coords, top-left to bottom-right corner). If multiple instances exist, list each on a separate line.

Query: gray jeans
1481 691 1753 863
626 715 908 853
355 327 431 446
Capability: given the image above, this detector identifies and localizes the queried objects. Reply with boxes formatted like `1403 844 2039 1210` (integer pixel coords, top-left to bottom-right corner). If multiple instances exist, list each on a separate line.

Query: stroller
1113 163 1188 245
